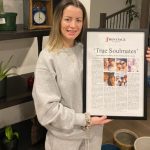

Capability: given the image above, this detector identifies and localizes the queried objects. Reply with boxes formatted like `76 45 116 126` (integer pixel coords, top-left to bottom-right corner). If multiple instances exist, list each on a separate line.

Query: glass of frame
83 28 148 120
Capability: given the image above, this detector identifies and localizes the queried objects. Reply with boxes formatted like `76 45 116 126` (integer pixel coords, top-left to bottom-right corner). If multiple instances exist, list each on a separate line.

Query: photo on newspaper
83 28 148 119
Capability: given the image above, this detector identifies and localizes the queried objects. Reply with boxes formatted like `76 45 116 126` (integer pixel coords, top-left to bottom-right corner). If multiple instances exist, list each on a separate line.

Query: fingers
91 116 112 125
99 116 112 124
146 56 150 61
147 47 150 51
146 47 150 54
146 47 150 62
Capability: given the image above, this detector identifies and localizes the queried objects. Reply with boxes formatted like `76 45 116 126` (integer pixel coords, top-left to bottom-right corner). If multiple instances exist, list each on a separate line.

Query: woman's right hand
91 116 112 125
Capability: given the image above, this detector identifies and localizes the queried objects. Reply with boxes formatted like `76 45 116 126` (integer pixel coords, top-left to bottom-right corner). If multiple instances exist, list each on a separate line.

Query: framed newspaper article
83 28 148 119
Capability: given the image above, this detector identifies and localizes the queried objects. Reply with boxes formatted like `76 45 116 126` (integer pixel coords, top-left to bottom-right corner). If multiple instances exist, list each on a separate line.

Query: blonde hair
46 0 87 51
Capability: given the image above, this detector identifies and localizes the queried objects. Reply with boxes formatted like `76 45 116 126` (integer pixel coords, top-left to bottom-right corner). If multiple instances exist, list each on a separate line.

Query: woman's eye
77 19 82 23
64 18 70 22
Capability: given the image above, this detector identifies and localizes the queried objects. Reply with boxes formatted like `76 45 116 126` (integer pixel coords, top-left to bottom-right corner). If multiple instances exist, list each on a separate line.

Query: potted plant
2 126 19 150
126 0 139 27
0 56 16 98
0 0 17 31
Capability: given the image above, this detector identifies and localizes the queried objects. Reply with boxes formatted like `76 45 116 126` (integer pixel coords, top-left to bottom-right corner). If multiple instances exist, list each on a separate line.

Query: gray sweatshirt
32 42 103 140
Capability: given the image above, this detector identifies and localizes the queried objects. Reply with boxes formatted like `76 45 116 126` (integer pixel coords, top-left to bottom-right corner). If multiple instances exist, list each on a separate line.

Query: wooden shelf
0 73 33 109
0 24 50 41
0 24 50 53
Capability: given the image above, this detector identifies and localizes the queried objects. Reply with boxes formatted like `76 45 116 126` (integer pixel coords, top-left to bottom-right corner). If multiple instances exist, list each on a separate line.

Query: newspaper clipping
86 31 145 118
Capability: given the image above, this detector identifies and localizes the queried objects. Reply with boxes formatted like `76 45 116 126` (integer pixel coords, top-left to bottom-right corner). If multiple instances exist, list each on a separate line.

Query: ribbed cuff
75 113 86 126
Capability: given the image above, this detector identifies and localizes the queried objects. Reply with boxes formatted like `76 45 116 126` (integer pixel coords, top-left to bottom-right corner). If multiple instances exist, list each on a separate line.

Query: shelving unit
0 23 52 148
0 0 62 111
0 1 60 149
0 24 50 110
0 24 50 149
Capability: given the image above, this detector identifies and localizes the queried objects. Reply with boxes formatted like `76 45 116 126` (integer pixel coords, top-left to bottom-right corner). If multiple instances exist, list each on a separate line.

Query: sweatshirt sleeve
32 50 86 131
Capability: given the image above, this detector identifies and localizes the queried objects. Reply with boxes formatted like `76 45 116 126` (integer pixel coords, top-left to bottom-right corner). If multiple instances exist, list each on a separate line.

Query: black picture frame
83 28 148 120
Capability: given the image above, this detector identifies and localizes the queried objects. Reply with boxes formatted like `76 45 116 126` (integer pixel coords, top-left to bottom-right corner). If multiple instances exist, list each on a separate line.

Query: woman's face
104 59 109 68
61 5 83 46
110 76 115 85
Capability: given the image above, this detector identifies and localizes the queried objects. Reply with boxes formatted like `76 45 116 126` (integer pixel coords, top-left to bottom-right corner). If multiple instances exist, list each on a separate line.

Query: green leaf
0 55 17 80
0 61 4 72
2 55 13 72
3 66 16 75
14 132 19 139
5 126 13 141
4 126 19 141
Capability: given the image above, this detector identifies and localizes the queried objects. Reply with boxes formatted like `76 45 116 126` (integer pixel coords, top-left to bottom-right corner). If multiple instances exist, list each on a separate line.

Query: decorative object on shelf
2 126 19 150
0 0 17 31
113 129 138 150
23 0 53 30
27 75 34 90
0 56 16 99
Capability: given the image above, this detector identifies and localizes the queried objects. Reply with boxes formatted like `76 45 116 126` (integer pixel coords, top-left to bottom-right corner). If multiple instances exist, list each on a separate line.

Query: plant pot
113 129 138 150
0 12 17 31
3 138 18 150
0 77 7 99
0 140 4 150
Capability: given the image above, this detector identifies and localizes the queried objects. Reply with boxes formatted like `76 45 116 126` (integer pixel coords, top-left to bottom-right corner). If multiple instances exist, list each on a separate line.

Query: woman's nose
70 20 76 27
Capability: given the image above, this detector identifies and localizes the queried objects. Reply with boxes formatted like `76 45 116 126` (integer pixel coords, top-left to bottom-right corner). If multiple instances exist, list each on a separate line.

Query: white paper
86 31 145 118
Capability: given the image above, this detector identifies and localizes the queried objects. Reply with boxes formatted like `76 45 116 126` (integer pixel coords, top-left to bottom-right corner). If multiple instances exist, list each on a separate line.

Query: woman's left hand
90 116 112 126
146 47 150 62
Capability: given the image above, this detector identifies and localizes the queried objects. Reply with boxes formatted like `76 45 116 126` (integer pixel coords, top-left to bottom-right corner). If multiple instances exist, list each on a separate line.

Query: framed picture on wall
83 28 148 119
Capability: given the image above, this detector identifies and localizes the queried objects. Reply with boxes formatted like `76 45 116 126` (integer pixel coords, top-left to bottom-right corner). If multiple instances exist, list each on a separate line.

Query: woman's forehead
63 5 83 17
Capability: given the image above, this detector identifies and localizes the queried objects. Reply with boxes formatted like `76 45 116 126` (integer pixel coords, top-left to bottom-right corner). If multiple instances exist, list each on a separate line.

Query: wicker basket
113 129 138 150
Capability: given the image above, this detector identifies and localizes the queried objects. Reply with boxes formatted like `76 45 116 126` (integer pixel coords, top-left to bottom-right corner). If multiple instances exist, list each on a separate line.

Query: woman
32 0 111 150
107 73 115 86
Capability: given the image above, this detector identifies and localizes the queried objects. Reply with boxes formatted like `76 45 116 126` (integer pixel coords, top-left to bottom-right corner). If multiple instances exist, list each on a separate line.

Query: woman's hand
146 47 150 62
90 116 112 125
